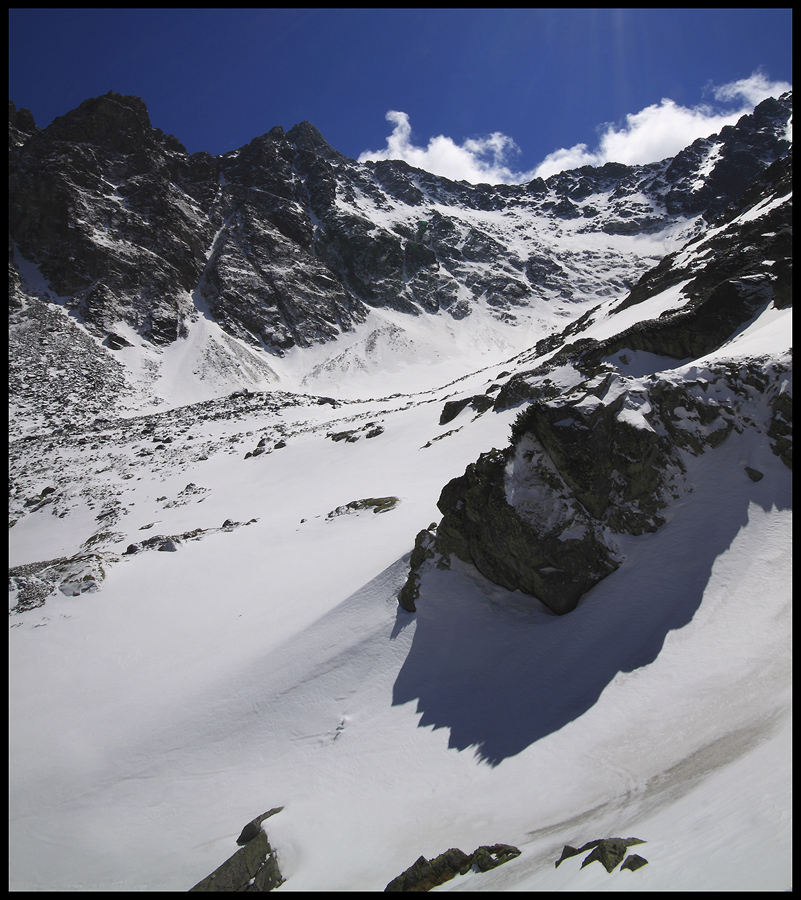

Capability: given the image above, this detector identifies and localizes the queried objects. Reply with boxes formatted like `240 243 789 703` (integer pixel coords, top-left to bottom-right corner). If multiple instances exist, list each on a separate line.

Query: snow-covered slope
8 94 792 891
8 322 792 891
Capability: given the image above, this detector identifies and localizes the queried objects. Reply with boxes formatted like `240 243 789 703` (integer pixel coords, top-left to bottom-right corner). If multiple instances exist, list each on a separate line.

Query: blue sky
8 8 793 183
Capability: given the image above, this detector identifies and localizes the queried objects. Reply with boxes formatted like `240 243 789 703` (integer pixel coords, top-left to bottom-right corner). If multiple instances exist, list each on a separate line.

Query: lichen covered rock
555 837 646 873
384 843 521 891
190 808 285 892
189 831 284 892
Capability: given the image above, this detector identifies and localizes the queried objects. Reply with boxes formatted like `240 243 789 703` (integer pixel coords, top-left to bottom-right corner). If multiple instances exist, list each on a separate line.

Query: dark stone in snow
385 844 520 891
104 332 133 350
189 830 284 892
235 807 284 846
555 837 646 873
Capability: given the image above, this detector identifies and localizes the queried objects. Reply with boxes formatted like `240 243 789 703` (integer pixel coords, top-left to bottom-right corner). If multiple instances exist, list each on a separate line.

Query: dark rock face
9 92 216 344
398 526 437 613
555 837 646 873
508 385 675 533
662 94 792 219
189 831 283 892
385 848 471 892
439 394 495 426
420 348 791 615
385 843 521 891
433 447 621 616
768 390 793 469
8 92 366 354
8 90 792 365
9 100 39 149
190 808 285 892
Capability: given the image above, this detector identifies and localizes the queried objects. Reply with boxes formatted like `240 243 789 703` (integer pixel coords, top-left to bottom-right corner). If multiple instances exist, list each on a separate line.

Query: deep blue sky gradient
9 8 793 167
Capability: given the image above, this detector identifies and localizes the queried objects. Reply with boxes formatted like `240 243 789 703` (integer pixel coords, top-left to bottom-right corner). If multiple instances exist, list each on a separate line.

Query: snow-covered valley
9 91 792 891
9 301 792 891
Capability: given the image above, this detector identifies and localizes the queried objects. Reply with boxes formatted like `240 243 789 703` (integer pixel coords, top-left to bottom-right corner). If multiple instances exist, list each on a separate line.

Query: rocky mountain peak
286 119 342 158
44 90 157 151
740 91 793 135
8 100 38 149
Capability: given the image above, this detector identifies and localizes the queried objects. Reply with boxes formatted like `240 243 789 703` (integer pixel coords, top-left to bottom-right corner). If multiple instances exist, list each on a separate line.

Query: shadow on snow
391 450 791 766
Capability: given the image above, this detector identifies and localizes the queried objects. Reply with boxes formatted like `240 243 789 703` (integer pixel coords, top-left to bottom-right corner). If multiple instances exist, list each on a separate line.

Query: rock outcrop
385 843 521 891
405 350 791 615
398 122 792 616
326 496 399 519
555 837 647 873
433 445 622 616
190 808 284 892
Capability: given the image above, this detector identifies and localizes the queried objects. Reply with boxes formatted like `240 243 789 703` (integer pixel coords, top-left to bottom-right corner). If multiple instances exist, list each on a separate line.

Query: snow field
9 377 791 890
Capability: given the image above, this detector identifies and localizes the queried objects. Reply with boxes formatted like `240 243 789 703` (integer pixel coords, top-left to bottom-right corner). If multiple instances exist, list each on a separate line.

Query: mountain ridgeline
9 91 791 353
8 91 793 619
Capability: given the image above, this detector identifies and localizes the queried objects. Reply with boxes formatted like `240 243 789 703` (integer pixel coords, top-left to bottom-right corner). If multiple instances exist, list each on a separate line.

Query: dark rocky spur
555 836 647 873
385 843 521 891
189 808 285 892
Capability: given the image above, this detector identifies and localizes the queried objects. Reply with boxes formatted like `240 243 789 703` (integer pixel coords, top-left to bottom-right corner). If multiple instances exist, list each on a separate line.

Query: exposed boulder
621 853 649 871
439 394 494 426
470 843 522 872
555 837 646 873
104 332 133 350
439 397 472 425
236 807 284 846
398 525 438 613
385 848 471 892
385 844 520 891
326 496 400 519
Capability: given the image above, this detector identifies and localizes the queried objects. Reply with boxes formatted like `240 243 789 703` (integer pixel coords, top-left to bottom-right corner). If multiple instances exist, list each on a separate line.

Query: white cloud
358 110 525 185
712 70 791 107
358 71 791 185
534 71 791 179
